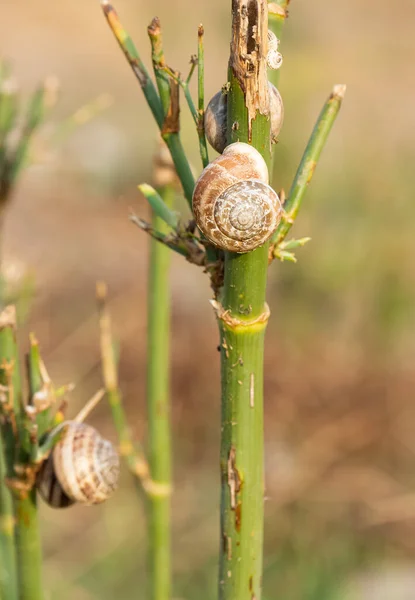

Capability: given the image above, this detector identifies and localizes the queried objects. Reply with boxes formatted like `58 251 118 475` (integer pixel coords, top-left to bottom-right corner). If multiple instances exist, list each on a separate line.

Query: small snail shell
192 142 282 253
37 422 120 508
204 83 284 154
266 30 283 70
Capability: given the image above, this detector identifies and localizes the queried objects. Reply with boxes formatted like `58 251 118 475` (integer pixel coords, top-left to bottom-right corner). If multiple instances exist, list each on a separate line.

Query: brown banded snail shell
37 422 120 508
204 83 284 154
192 142 282 253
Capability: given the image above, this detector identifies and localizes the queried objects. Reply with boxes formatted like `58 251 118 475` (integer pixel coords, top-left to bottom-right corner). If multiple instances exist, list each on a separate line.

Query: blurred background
2 0 415 598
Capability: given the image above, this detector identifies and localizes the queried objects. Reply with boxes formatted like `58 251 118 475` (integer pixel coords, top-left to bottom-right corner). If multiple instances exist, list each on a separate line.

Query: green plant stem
27 335 51 439
101 2 195 209
0 307 43 600
272 84 346 246
96 282 150 487
197 25 209 168
137 184 179 230
146 184 173 600
14 492 43 600
148 18 171 115
160 64 209 170
217 2 271 599
268 1 289 45
268 1 288 178
0 309 18 600
0 431 17 600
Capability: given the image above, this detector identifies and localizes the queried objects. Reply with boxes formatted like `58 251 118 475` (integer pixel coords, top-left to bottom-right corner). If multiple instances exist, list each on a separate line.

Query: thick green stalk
0 307 20 600
218 2 271 599
14 492 43 600
272 84 346 246
0 431 17 600
0 309 20 593
0 307 43 600
146 184 173 600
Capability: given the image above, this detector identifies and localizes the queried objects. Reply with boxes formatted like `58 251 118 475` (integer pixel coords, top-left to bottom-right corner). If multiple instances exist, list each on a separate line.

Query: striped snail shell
204 83 284 154
37 422 120 508
192 142 282 253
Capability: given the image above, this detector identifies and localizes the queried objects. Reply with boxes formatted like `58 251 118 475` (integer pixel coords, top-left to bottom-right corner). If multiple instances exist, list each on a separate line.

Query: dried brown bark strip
229 0 270 139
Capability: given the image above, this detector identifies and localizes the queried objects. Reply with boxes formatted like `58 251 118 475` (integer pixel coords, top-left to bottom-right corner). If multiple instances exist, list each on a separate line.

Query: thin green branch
101 1 164 127
96 282 150 488
101 2 195 209
27 334 54 440
129 213 190 259
138 184 179 230
268 1 288 179
268 1 289 65
160 63 209 169
272 84 346 246
147 17 171 116
146 184 173 600
2 84 46 199
0 80 18 182
186 55 197 85
197 25 209 168
272 236 311 263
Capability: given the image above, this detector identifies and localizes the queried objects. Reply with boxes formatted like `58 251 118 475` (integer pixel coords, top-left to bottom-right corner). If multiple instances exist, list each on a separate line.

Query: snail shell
266 30 283 70
37 422 120 508
192 142 282 253
204 83 284 154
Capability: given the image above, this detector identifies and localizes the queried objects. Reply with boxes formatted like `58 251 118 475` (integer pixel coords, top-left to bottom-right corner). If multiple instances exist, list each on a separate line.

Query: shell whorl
204 84 284 154
267 30 283 70
37 422 120 508
193 143 282 253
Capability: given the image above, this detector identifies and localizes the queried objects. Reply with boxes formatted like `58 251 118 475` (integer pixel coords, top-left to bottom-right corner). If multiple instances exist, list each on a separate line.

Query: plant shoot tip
138 183 154 194
333 84 347 99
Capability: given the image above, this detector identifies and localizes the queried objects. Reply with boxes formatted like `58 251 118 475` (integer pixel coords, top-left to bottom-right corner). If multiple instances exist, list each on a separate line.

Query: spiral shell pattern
204 84 284 154
37 422 120 508
193 143 282 253
266 30 283 70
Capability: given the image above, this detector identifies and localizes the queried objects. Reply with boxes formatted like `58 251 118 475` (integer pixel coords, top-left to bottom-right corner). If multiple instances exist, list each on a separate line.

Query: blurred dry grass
2 0 415 598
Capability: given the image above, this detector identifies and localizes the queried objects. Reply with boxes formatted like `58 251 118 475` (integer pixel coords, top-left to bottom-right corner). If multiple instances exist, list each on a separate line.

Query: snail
192 142 282 253
266 30 283 70
37 422 120 508
204 83 284 154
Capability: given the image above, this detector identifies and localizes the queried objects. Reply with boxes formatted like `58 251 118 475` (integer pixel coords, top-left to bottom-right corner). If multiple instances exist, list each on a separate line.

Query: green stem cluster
101 2 195 209
101 3 346 600
0 308 44 600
